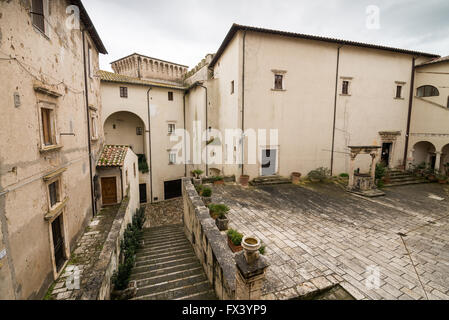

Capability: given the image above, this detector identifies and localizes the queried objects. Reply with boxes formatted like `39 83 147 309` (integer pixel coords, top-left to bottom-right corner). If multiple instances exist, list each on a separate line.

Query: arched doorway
104 111 146 155
441 144 449 174
412 141 436 169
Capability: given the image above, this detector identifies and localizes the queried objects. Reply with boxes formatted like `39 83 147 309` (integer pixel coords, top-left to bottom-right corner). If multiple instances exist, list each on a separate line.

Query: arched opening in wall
412 141 436 169
441 144 449 174
416 85 439 97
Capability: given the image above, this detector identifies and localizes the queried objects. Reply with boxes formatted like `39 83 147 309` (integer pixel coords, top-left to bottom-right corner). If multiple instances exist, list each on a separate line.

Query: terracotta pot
291 172 301 184
214 180 224 185
216 217 229 231
438 180 447 184
239 175 250 186
227 236 243 253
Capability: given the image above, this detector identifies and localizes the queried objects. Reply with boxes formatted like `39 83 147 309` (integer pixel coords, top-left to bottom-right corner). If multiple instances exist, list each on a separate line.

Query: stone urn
239 175 250 187
193 178 202 187
202 196 212 206
216 215 229 231
242 236 261 264
291 172 301 184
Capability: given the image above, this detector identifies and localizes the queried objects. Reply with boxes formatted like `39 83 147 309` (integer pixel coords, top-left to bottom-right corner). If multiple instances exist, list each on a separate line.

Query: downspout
403 57 416 169
241 30 246 176
183 92 187 177
82 29 96 216
198 84 208 175
330 45 342 176
147 87 154 203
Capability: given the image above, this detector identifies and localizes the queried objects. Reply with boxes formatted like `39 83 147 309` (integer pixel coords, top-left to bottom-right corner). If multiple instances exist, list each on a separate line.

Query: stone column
370 152 377 182
435 152 442 172
235 252 269 300
348 153 357 189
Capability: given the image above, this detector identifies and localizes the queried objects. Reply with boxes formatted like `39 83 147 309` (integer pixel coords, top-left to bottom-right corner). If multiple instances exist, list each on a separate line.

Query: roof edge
110 53 189 68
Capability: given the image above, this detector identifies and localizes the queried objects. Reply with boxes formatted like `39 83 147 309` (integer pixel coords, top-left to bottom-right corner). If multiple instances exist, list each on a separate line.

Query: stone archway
441 144 449 174
412 141 436 169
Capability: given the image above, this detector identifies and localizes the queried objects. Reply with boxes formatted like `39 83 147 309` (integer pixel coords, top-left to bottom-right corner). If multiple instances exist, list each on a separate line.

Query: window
31 0 45 34
168 123 175 135
41 107 56 146
231 81 234 94
169 152 176 165
396 85 403 99
136 127 143 136
133 163 136 178
342 81 350 95
274 74 283 90
48 180 60 208
417 85 439 97
168 92 174 101
120 87 128 98
90 112 98 140
88 44 93 78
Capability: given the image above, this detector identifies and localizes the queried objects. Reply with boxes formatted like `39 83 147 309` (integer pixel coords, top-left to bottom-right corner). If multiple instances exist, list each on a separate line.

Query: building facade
0 0 106 299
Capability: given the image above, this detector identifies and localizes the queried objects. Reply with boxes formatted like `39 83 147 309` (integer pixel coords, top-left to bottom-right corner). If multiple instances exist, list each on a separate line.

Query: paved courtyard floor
211 182 449 300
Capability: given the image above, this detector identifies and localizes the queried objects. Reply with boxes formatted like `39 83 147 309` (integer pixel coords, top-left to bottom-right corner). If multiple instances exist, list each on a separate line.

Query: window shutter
32 0 45 33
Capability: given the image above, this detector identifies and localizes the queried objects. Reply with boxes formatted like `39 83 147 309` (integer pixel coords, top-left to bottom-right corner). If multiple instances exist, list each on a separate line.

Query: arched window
417 85 439 97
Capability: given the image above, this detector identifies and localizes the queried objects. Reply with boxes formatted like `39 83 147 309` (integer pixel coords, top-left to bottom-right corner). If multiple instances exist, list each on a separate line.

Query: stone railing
81 189 136 300
182 178 236 299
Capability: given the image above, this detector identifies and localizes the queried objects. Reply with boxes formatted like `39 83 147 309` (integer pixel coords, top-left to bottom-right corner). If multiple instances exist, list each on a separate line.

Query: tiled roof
417 55 449 67
97 145 128 167
98 70 186 90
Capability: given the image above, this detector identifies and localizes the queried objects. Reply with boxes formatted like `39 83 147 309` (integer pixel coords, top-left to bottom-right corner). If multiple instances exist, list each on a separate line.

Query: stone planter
216 216 229 231
193 178 202 186
291 172 301 184
228 236 243 253
242 236 261 264
438 179 447 184
202 196 212 206
214 179 224 185
110 281 137 300
239 175 250 187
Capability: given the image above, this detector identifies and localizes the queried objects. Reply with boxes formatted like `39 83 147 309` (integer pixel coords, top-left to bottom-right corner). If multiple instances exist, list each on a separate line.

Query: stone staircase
250 175 291 186
130 224 217 300
384 169 429 187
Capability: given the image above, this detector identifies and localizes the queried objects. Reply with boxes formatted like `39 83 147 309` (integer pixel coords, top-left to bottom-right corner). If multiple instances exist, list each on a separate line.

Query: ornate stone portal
347 146 385 197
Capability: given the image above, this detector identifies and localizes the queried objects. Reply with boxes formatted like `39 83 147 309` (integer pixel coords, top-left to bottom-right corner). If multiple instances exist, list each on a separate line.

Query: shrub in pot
216 211 229 231
239 175 250 187
212 175 225 185
208 203 229 220
192 169 204 186
291 172 301 184
201 187 212 205
436 174 448 184
227 228 243 252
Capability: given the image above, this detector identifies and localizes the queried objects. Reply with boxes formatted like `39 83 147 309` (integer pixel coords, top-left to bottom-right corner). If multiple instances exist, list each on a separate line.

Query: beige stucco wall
104 111 146 154
101 81 185 202
0 0 104 299
408 62 449 169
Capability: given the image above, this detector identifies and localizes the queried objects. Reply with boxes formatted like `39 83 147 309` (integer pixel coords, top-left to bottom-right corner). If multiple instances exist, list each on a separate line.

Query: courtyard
210 182 449 300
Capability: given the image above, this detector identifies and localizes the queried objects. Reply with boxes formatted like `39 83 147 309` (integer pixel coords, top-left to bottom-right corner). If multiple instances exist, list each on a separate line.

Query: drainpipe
82 29 96 216
147 87 154 203
198 83 208 176
183 92 187 177
330 45 342 176
403 57 416 169
241 30 246 176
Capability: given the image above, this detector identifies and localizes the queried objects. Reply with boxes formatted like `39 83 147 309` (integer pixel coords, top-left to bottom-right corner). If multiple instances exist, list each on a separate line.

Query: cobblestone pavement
45 205 120 300
144 197 183 228
211 182 449 300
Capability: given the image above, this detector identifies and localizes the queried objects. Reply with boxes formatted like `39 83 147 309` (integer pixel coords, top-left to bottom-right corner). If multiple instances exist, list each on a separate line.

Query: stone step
138 240 191 252
135 251 195 266
177 290 217 300
384 180 430 187
136 244 193 257
135 266 204 287
141 237 189 247
132 256 199 274
136 273 208 298
136 247 194 261
135 281 212 300
141 231 185 238
131 261 202 280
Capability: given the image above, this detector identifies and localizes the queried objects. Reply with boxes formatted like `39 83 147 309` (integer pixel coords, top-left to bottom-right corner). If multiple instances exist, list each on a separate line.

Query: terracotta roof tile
417 55 449 67
97 145 128 167
98 70 186 90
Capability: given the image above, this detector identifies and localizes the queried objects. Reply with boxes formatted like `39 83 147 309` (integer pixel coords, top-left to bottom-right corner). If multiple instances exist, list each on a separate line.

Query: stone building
0 0 106 299
100 24 449 204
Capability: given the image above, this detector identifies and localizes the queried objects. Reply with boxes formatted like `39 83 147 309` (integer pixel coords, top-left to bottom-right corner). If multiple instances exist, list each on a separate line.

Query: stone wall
182 178 235 300
81 189 136 300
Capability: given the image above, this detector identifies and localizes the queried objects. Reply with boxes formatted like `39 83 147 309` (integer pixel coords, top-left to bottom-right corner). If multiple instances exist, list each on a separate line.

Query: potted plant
208 203 229 220
212 175 225 185
291 172 301 184
239 175 250 187
426 168 437 182
192 169 204 186
201 186 212 205
437 174 448 184
216 210 229 231
307 167 330 182
227 229 243 253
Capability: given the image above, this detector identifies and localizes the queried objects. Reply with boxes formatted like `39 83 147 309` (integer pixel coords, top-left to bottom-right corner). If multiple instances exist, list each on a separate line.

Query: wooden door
51 215 66 272
101 177 118 205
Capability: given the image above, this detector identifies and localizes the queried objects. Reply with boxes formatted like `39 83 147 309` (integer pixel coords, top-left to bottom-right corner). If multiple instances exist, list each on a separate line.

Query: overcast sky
83 0 449 71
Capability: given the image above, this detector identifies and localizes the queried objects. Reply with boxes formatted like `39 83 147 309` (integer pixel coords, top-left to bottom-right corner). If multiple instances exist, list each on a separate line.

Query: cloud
82 0 449 71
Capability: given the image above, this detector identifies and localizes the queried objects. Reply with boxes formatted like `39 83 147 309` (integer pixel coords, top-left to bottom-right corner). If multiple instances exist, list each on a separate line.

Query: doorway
101 177 118 205
381 143 392 167
261 149 277 176
164 179 182 200
139 183 147 203
51 215 66 273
